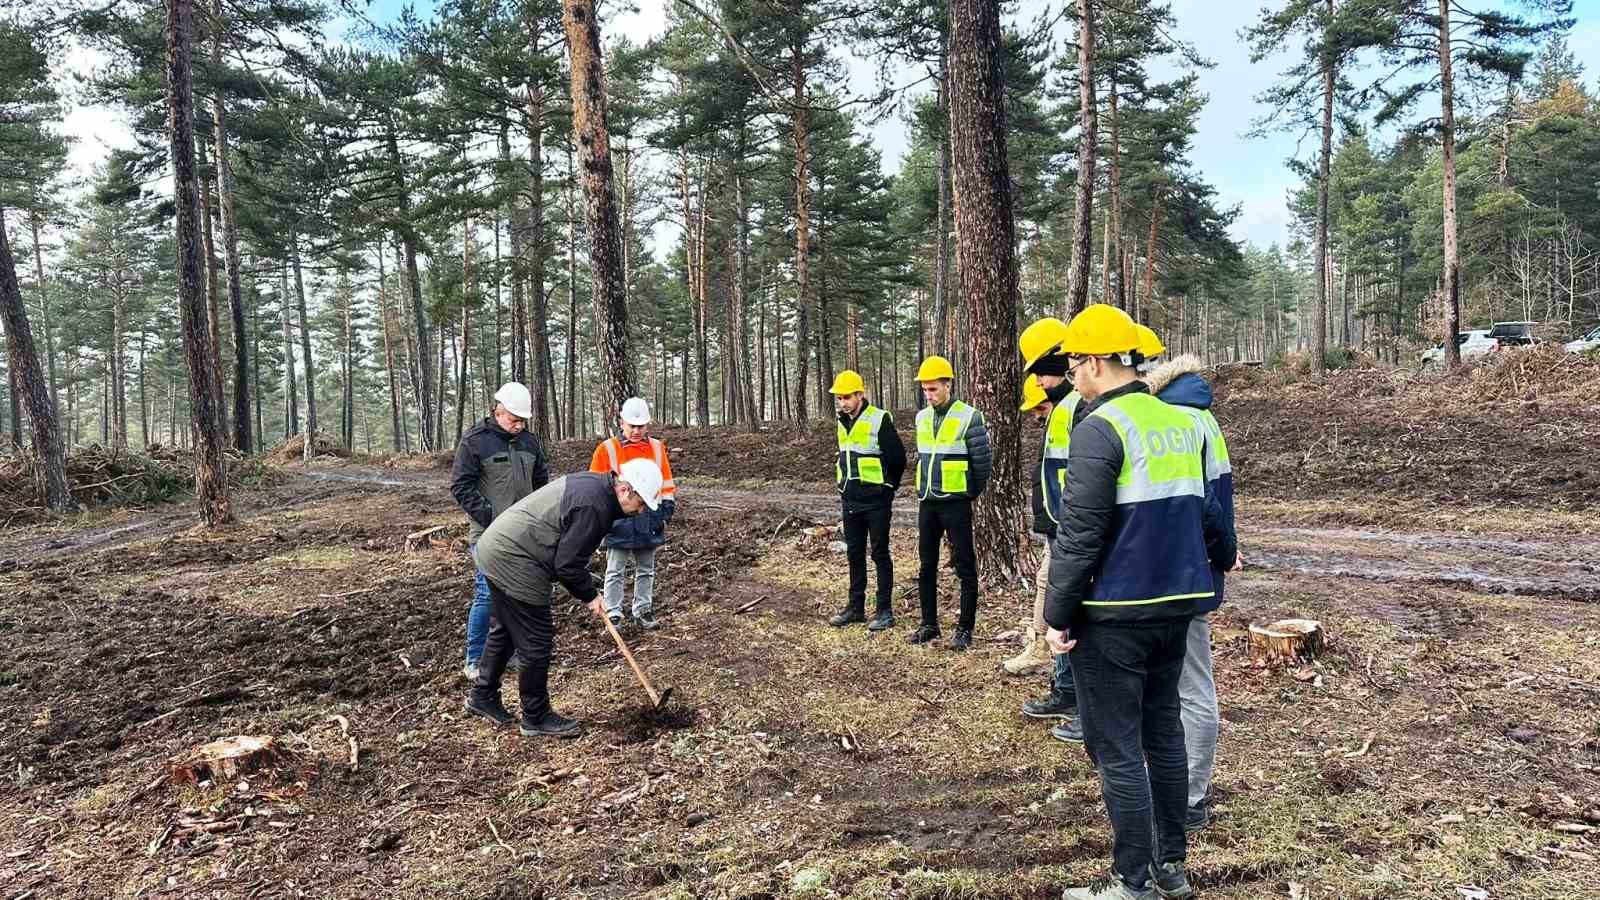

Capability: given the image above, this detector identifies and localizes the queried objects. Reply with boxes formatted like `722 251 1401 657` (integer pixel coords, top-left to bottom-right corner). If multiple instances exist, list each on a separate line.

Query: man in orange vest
589 397 677 630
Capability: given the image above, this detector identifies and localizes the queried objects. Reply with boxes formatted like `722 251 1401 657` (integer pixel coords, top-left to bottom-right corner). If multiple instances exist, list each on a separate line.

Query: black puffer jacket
451 417 551 541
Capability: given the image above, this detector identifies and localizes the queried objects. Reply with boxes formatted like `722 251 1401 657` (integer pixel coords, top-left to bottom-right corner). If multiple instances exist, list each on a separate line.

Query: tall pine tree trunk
195 137 226 435
386 123 435 448
1310 0 1334 376
505 123 527 386
950 0 1026 581
564 148 579 439
377 244 403 451
934 33 952 357
1437 0 1461 368
563 0 637 418
280 263 298 436
0 207 70 509
163 0 231 525
27 212 58 416
291 232 317 434
526 81 556 440
457 216 472 440
1065 0 1097 316
790 36 812 421
1105 25 1125 310
211 0 250 452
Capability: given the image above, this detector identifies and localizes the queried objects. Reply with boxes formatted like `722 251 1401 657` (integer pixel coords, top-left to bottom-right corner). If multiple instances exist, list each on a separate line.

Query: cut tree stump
168 735 297 786
1248 618 1324 665
404 525 447 552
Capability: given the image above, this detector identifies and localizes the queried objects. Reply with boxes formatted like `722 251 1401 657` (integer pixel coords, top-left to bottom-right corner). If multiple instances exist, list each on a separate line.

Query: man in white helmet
589 397 676 631
451 383 549 680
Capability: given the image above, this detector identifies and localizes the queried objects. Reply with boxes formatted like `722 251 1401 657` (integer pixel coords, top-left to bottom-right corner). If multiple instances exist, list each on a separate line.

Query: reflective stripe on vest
1178 407 1232 482
1040 392 1080 525
603 437 676 495
915 401 975 499
837 406 887 488
1081 392 1214 608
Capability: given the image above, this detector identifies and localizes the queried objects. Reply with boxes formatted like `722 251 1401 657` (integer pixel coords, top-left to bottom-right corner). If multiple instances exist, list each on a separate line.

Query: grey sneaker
1185 802 1209 833
1022 688 1077 720
462 662 479 681
608 613 623 630
1061 874 1156 899
519 709 582 739
634 610 659 631
1148 861 1194 900
1051 719 1084 743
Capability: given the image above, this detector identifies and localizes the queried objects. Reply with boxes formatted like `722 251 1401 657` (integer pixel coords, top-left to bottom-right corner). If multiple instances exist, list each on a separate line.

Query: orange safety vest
590 436 677 499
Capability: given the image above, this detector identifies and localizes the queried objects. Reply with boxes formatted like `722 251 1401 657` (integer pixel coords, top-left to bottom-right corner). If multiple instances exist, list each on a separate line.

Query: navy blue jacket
1148 356 1237 613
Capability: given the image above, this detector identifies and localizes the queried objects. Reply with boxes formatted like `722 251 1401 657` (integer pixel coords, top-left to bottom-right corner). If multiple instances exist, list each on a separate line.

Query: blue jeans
1053 648 1078 696
466 547 491 663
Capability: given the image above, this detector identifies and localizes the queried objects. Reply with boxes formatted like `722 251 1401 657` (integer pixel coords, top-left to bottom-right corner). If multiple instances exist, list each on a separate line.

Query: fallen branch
318 587 375 600
486 817 514 854
734 596 766 615
1343 733 1376 759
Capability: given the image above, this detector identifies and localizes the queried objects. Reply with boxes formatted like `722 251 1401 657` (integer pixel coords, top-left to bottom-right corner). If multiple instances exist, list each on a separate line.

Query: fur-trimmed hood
1143 354 1212 410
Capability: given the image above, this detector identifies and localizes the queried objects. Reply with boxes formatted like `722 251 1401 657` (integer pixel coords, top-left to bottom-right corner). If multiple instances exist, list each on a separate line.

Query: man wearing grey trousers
1147 354 1240 832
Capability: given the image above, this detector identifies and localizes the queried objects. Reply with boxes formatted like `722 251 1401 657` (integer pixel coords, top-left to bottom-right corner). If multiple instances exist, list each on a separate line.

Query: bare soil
2 376 1598 899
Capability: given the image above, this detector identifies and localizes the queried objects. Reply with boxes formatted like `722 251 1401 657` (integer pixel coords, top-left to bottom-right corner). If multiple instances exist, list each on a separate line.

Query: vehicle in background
1488 321 1538 346
1566 324 1600 354
1421 329 1498 365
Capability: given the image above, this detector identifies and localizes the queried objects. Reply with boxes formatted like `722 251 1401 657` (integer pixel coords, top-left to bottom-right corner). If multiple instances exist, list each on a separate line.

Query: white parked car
1565 324 1600 354
1421 329 1498 364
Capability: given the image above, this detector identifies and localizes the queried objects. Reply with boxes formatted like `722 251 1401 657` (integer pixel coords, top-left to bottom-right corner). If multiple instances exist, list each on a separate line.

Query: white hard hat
494 383 533 421
619 397 651 426
617 458 663 511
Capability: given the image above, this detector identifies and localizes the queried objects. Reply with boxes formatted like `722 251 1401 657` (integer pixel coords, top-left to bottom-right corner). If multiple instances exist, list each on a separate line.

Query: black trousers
843 504 893 613
1070 619 1191 888
472 579 555 720
917 499 978 631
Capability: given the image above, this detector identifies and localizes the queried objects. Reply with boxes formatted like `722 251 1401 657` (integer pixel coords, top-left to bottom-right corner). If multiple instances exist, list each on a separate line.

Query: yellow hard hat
1019 317 1069 372
829 369 866 395
915 355 955 382
1060 303 1140 356
1019 374 1048 412
1134 324 1165 360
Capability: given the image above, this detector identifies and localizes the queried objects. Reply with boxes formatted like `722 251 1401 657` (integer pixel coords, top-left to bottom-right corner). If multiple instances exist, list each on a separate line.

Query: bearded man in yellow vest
908 355 991 651
827 370 907 630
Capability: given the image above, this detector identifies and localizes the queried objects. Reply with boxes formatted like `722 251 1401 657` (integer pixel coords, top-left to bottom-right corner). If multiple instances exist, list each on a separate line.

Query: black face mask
1044 380 1074 404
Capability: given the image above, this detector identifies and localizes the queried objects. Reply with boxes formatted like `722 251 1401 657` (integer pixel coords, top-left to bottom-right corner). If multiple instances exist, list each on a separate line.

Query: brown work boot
1002 629 1053 676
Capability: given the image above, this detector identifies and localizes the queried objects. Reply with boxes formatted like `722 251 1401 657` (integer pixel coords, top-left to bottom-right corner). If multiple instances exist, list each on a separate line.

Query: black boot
828 602 866 627
949 628 973 651
1022 687 1077 720
464 695 515 726
520 708 582 738
867 604 895 631
906 623 941 644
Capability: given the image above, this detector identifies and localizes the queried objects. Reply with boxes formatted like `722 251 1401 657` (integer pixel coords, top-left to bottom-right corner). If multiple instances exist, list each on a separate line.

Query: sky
56 0 1600 252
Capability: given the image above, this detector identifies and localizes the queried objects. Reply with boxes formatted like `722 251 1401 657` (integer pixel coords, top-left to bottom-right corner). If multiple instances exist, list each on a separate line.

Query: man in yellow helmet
909 355 991 650
1015 319 1085 745
827 370 907 630
1045 305 1236 900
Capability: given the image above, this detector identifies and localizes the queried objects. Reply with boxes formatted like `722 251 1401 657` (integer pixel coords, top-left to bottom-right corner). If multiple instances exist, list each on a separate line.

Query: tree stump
169 735 296 786
1248 618 1324 665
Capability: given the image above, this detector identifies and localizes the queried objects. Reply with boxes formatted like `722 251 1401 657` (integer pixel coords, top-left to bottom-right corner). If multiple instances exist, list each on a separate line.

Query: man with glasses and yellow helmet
827 370 907 631
1043 304 1236 900
909 355 991 651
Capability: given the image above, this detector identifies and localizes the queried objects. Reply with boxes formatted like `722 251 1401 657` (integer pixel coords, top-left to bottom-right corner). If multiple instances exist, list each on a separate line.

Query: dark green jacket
451 417 550 541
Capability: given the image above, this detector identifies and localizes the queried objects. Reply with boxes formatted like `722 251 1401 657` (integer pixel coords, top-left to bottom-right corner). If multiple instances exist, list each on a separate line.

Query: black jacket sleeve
1043 418 1123 630
553 493 616 602
879 413 908 489
965 410 993 497
450 434 494 529
1202 475 1237 572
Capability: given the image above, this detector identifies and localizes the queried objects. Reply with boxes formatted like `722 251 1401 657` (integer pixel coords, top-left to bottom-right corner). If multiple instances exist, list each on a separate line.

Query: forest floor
2 359 1599 899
